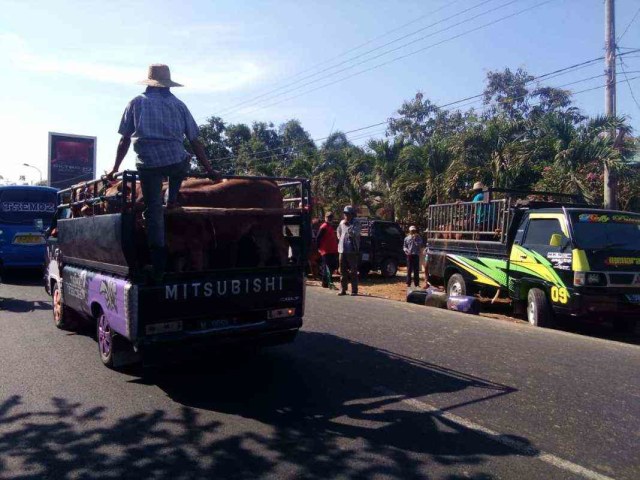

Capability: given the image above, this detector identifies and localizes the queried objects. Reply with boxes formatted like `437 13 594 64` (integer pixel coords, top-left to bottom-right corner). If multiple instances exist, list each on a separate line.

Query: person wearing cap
316 212 339 288
107 64 219 281
403 226 423 287
336 206 361 296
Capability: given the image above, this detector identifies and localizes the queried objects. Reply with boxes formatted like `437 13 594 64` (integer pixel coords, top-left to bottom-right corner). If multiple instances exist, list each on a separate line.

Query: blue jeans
138 160 188 249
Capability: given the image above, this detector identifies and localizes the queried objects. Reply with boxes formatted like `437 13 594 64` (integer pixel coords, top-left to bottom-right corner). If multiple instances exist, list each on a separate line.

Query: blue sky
0 0 638 183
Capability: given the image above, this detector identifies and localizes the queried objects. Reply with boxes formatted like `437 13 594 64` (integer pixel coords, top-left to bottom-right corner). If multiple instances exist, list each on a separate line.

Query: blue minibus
0 185 57 270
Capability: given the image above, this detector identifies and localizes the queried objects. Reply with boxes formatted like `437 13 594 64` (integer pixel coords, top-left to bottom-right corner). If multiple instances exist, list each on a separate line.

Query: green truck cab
426 190 640 330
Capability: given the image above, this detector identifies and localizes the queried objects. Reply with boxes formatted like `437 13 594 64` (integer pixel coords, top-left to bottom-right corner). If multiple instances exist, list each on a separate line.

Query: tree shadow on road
0 331 537 479
0 298 50 313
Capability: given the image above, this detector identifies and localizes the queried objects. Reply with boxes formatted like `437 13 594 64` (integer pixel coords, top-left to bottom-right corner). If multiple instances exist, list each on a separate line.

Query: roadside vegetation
193 67 640 221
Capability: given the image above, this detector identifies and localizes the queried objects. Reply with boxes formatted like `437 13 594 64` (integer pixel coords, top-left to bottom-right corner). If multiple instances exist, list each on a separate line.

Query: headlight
574 272 607 287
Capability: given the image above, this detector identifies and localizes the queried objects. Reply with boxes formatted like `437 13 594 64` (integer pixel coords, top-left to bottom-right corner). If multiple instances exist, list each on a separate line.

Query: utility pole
604 0 617 209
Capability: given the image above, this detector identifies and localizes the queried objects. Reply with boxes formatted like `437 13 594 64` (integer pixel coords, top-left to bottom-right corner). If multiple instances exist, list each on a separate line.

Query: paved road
1 271 639 480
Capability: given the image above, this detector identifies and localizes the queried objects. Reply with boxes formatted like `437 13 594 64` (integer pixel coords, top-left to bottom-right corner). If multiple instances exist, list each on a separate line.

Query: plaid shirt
403 234 423 255
118 87 199 168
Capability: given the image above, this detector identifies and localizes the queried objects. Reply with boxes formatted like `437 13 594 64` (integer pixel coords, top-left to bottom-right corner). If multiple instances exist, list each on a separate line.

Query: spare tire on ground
406 287 448 309
447 295 480 315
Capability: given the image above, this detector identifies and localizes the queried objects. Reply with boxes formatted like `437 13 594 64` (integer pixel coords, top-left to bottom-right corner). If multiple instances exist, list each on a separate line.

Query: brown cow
167 179 288 271
75 177 289 272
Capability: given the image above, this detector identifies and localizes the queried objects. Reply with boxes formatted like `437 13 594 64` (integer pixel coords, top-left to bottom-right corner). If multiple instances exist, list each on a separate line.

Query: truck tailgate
137 267 305 325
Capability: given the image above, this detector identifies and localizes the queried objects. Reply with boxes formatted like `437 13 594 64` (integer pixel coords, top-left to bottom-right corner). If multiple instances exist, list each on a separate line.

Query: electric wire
224 0 557 120
215 0 497 116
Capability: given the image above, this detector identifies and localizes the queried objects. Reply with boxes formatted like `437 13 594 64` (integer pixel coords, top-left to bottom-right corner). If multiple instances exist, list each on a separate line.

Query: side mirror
549 233 563 247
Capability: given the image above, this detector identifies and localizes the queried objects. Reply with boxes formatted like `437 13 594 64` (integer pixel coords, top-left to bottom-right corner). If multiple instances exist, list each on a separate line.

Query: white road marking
373 387 615 480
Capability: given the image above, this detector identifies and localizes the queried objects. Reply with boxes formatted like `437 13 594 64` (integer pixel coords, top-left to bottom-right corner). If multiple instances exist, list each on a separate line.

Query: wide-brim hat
138 64 183 88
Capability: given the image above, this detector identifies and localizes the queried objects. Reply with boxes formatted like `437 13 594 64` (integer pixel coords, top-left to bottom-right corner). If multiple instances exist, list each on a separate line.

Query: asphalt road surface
1 271 639 480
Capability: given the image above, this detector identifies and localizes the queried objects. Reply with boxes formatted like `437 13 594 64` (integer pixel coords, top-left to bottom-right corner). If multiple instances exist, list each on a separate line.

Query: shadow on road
0 297 50 313
0 332 532 479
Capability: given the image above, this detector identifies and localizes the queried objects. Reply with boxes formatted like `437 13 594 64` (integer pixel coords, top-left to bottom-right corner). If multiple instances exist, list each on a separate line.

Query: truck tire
447 273 467 297
97 308 116 368
380 258 398 278
527 288 552 327
52 282 74 330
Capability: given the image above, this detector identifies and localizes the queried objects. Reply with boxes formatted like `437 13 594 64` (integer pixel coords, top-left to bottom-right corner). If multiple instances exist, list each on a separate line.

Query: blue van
0 185 57 270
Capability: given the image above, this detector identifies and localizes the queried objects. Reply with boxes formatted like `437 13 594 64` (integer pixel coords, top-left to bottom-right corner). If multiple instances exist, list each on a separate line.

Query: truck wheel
52 283 74 330
527 288 552 327
380 258 398 278
97 309 116 368
447 273 467 297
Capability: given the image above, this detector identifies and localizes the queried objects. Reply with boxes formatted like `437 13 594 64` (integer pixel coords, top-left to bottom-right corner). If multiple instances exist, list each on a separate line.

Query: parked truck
357 218 407 278
45 171 312 368
426 189 640 330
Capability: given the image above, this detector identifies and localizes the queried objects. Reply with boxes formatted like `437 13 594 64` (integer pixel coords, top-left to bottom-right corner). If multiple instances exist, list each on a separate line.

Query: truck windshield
570 212 640 250
0 188 57 225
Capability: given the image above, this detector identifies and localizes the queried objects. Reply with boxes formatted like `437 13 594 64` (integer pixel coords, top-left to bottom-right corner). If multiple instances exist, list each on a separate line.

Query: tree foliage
194 68 640 220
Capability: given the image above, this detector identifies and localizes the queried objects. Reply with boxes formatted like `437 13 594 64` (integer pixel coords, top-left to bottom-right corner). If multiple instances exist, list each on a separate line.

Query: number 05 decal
550 286 569 304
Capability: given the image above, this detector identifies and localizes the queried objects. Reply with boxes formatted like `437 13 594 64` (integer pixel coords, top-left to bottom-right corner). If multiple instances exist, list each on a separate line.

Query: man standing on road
316 212 339 288
404 226 423 288
107 64 219 281
336 206 361 296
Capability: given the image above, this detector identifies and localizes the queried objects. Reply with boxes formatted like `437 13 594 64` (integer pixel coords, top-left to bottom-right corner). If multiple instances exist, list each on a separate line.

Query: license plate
625 294 640 304
13 234 44 245
198 319 231 330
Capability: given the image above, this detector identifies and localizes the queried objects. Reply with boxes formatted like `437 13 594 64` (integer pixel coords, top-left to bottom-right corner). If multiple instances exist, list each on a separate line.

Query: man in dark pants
316 212 339 288
107 64 219 281
404 225 423 287
336 206 361 296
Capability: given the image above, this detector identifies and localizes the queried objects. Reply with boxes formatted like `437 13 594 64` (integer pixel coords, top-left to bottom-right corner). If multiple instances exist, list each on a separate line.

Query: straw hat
138 64 183 88
472 181 485 191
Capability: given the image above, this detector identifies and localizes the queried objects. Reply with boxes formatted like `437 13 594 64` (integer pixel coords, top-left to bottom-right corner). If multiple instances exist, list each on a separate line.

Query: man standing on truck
404 226 423 288
107 64 219 281
316 212 339 288
336 206 361 296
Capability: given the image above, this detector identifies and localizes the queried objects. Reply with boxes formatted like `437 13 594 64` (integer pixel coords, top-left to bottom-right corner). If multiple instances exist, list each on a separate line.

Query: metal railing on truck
426 199 512 244
54 170 313 276
425 188 584 245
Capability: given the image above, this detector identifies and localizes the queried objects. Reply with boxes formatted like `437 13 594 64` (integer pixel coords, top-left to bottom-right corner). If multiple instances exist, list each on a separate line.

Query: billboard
48 132 97 190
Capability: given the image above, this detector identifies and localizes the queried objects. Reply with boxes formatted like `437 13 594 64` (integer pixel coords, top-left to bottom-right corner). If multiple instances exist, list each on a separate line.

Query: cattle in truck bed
69 177 289 272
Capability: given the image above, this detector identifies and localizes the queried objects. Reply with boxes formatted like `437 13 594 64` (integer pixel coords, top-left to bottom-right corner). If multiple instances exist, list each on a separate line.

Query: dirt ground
307 267 525 324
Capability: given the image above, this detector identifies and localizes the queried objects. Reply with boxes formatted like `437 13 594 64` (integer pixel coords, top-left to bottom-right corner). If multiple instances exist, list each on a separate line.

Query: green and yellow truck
426 190 640 330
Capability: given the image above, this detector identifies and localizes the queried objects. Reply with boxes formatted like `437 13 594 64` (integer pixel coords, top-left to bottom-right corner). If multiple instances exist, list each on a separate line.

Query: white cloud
0 32 266 93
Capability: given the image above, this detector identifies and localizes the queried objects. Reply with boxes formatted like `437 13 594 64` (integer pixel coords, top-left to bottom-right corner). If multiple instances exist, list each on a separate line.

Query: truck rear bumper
138 316 302 350
555 292 640 321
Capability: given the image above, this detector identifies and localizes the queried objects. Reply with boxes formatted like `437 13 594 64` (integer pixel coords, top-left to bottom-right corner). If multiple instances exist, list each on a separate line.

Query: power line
618 48 640 112
216 1 465 119
618 5 640 42
219 74 640 169
206 51 639 165
225 0 556 120
209 72 624 168
215 0 497 116
208 61 633 167
223 0 525 118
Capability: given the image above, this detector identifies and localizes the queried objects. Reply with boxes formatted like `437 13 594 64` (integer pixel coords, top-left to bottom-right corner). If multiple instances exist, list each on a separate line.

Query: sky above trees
0 0 638 183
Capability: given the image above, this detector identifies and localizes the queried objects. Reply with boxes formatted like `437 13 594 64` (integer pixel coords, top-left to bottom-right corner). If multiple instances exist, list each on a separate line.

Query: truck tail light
268 308 296 319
